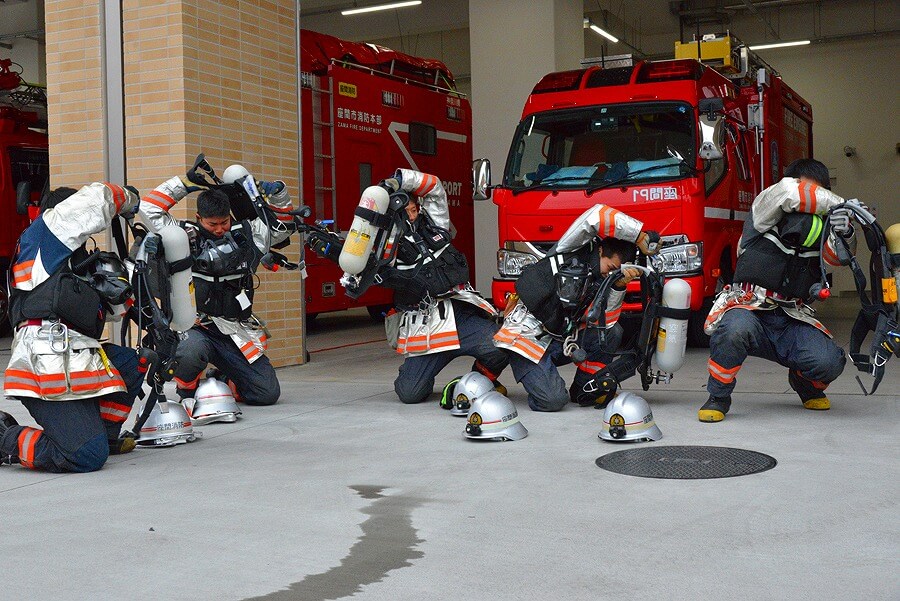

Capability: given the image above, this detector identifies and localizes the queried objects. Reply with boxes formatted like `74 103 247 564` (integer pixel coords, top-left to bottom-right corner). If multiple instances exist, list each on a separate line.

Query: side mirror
697 98 725 161
15 181 31 215
698 113 725 161
472 158 492 201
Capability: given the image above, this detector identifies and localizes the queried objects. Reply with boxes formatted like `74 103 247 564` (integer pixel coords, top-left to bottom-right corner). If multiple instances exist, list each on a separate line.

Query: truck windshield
504 102 695 191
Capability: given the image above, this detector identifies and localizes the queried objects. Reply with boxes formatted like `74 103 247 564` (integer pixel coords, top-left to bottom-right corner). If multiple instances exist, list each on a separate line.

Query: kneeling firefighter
0 184 145 472
138 165 295 407
307 169 508 404
493 204 660 412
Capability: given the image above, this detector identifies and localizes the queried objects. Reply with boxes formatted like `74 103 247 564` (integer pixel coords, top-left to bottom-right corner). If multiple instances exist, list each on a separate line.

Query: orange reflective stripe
414 174 436 196
808 183 818 214
494 330 546 360
577 360 606 374
404 338 460 353
100 401 131 422
13 260 35 285
145 190 176 210
5 369 66 383
105 183 126 212
18 427 42 469
403 331 459 343
708 358 740 383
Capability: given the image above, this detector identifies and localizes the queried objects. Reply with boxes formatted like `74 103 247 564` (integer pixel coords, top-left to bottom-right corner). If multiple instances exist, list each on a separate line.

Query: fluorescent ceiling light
588 23 618 44
748 40 810 50
341 1 422 15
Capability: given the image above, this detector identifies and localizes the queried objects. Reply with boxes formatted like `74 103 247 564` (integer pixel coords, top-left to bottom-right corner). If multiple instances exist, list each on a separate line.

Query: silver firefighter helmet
464 390 528 441
598 391 662 443
451 371 495 417
136 400 199 447
186 377 242 425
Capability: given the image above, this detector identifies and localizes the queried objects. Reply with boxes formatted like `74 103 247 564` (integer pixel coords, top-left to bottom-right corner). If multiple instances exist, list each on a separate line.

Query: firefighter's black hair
197 189 232 218
41 187 78 212
784 158 831 189
599 237 637 263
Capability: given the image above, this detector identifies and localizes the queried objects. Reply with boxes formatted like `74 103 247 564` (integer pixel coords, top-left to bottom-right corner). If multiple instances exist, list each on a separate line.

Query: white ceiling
300 0 899 56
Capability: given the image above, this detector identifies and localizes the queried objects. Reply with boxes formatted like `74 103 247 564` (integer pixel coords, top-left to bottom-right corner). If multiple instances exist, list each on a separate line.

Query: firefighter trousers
395 302 508 404
0 344 141 473
507 323 623 412
707 308 846 401
174 324 280 405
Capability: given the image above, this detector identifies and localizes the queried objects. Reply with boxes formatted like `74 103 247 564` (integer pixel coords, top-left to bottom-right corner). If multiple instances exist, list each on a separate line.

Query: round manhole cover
596 445 777 479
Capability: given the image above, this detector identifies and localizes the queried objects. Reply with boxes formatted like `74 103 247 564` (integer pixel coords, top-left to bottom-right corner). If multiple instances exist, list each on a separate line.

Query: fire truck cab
476 34 813 344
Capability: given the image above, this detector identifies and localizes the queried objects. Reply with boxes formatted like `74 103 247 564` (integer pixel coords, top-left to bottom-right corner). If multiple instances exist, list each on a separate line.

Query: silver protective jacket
4 183 139 400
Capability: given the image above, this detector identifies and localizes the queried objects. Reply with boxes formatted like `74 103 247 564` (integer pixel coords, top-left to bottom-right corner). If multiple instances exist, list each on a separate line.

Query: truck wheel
687 300 712 348
0 291 9 337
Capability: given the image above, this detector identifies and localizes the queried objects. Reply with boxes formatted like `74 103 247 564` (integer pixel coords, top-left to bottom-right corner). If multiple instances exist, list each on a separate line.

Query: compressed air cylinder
222 164 251 184
655 278 691 374
339 185 391 275
886 224 900 304
157 223 196 333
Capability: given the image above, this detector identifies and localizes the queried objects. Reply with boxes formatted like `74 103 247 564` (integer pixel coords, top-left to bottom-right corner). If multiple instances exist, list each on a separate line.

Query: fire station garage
0 1 898 600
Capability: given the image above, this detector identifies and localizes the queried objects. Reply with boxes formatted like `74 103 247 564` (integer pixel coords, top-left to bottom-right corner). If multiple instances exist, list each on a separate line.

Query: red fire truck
0 59 49 335
300 30 474 319
475 34 813 344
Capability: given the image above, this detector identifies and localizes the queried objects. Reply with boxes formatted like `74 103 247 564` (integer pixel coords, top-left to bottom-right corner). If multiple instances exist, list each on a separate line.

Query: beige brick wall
45 0 304 367
45 1 106 185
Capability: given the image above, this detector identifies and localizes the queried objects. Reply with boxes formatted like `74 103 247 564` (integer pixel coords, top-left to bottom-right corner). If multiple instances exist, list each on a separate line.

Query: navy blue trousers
1 344 141 473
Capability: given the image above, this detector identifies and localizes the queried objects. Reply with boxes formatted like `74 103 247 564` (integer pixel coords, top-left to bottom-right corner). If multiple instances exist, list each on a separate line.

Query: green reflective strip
804 215 823 247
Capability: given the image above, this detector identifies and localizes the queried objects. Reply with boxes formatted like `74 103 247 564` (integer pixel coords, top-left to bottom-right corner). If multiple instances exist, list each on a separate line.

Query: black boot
0 411 20 465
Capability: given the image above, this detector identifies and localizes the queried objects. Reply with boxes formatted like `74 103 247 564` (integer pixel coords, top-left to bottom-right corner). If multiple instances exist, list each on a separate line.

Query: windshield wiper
585 161 689 195
511 175 598 195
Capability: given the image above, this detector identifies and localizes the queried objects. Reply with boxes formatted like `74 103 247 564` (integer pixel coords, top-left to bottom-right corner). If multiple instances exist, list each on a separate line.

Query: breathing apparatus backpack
816 202 899 394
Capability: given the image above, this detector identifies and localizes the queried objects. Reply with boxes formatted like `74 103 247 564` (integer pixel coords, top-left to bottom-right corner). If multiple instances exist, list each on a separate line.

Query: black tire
0 290 9 338
687 300 712 348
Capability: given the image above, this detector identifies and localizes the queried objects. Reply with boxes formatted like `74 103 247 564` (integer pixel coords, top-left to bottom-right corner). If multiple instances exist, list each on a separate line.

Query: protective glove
258 180 284 197
179 175 207 194
614 266 642 289
382 177 401 193
829 208 855 238
121 185 140 217
503 292 520 318
636 230 661 256
307 231 342 262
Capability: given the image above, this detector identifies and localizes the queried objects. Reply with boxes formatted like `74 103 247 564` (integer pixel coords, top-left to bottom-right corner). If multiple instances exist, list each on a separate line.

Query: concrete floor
1 303 898 601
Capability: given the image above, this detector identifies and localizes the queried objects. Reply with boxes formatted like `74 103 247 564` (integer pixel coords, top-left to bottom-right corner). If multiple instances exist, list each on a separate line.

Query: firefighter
308 169 508 404
700 158 856 422
138 174 294 406
494 204 659 411
0 184 145 472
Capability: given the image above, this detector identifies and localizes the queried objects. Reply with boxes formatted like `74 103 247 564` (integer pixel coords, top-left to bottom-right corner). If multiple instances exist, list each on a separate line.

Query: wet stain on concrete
244 485 424 600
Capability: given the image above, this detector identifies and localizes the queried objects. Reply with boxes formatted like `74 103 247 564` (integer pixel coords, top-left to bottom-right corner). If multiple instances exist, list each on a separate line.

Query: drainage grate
596 445 777 479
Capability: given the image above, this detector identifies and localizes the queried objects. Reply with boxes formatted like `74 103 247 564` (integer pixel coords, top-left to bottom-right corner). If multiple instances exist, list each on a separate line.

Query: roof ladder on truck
308 73 338 228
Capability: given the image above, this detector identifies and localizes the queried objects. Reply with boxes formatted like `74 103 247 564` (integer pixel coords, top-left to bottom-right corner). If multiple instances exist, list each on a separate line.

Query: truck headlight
650 242 702 276
497 249 538 277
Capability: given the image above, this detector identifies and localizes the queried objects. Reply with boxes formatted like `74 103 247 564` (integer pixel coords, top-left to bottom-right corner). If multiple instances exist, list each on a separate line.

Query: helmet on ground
136 400 199 447
598 392 662 442
464 391 528 441
186 377 242 425
449 371 494 417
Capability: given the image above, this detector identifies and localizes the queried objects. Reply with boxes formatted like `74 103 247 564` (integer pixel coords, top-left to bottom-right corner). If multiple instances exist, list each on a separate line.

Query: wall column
468 0 583 292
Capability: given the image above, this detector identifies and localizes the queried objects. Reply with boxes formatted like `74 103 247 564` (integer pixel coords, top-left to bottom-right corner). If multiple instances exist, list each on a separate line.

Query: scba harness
186 220 257 320
817 202 900 395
